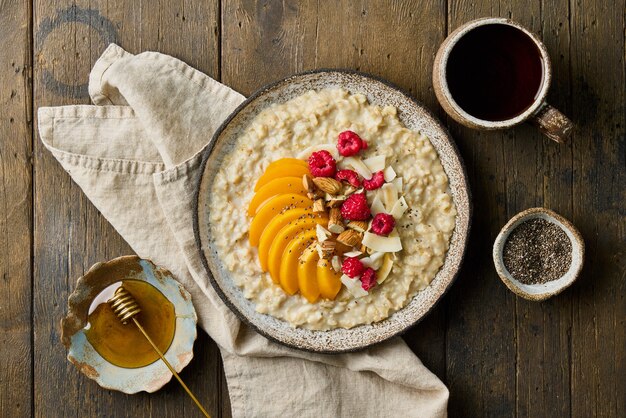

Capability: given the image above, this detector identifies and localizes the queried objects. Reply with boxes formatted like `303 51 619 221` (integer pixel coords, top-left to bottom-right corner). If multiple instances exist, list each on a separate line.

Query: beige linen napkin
38 44 449 418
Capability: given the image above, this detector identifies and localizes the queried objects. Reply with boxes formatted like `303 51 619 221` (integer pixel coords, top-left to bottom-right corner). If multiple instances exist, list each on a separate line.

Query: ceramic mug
433 17 573 143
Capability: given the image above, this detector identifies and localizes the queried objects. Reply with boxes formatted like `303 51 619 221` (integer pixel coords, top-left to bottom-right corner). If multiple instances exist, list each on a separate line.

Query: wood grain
33 1 132 414
444 2 524 416
0 0 624 417
32 1 222 417
569 0 625 416
0 0 33 416
514 2 574 416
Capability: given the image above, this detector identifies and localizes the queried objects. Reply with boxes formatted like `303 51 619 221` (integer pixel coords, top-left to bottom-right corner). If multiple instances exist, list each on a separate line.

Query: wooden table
1 1 624 417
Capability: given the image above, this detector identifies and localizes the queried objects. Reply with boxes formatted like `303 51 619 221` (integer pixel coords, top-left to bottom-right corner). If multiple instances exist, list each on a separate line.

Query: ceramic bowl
61 255 198 393
492 208 584 301
194 70 471 352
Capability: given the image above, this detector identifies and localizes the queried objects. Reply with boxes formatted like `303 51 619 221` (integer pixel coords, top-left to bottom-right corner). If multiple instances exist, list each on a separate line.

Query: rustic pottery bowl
492 208 584 301
61 255 198 393
194 70 471 352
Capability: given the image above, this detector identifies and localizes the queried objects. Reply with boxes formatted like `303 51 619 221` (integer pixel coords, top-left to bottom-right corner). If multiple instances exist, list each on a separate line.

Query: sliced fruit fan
247 131 410 304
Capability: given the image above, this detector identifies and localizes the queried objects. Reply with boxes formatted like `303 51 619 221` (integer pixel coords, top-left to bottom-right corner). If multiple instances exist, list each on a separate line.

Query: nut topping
304 174 324 199
337 229 363 248
302 174 316 193
328 198 346 208
320 240 336 259
313 198 326 213
343 185 358 195
347 220 368 233
308 191 324 200
328 208 345 234
312 177 342 195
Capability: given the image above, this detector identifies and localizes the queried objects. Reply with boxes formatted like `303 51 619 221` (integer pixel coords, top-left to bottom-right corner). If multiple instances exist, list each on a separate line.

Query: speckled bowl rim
61 256 198 393
193 69 472 353
492 207 584 301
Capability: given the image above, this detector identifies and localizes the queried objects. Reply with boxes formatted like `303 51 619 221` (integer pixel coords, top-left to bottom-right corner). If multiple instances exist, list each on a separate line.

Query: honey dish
61 256 198 393
195 70 471 352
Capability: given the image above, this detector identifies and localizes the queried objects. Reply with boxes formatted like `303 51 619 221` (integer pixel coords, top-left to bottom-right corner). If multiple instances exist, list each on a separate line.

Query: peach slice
258 209 325 272
278 229 317 295
267 218 328 282
297 243 320 303
247 177 307 216
254 163 309 191
248 194 313 246
317 259 342 300
268 158 308 169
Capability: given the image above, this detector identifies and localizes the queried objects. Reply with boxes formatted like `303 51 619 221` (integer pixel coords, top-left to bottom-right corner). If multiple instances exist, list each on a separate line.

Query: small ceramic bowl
493 208 584 301
61 255 198 393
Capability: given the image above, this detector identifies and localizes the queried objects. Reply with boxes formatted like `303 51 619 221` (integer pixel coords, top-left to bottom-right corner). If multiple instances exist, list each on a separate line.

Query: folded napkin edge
89 43 132 105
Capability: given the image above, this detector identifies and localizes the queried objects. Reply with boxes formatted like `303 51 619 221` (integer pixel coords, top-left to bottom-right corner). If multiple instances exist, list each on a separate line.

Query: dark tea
446 23 544 121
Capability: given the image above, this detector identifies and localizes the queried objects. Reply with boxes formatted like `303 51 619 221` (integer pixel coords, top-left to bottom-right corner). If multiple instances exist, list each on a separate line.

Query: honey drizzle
84 280 176 369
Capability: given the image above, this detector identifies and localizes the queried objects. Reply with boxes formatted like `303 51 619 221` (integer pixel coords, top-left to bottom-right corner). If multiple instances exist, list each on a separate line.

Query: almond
307 191 324 200
320 240 336 259
347 220 368 233
327 208 345 234
335 240 354 254
316 224 331 242
312 177 342 195
343 184 358 196
328 198 345 208
302 174 316 193
313 198 326 213
337 229 362 248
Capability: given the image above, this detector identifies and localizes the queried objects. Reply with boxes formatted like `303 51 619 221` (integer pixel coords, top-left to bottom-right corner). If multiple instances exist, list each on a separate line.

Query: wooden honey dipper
108 286 210 417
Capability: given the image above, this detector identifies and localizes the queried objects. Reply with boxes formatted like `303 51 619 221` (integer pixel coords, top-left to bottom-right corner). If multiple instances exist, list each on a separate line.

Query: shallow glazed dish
492 207 584 301
61 255 198 393
194 70 471 352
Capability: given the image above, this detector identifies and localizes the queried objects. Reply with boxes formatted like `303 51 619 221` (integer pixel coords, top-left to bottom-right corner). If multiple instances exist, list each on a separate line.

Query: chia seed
502 218 573 284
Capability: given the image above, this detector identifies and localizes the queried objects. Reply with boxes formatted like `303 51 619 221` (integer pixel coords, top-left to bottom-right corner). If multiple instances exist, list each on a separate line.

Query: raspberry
360 268 377 291
341 193 371 221
341 257 365 278
308 150 336 177
335 169 361 188
337 131 368 157
363 171 385 190
370 213 395 236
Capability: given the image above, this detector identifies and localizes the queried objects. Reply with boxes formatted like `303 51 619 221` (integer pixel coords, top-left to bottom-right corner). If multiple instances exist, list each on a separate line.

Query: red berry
360 268 377 291
308 150 336 177
370 213 395 236
363 171 385 190
341 257 365 278
341 193 371 221
337 131 367 157
335 169 361 188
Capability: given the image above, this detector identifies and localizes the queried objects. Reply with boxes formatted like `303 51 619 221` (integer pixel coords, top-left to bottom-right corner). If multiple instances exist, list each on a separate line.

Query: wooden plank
569 1 626 417
444 1 535 416
222 0 449 379
33 2 133 415
32 1 222 416
0 0 33 416
24 1 626 417
512 3 574 417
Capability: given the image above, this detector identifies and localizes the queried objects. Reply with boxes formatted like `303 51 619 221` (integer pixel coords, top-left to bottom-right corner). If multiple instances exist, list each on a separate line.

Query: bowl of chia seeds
493 207 584 301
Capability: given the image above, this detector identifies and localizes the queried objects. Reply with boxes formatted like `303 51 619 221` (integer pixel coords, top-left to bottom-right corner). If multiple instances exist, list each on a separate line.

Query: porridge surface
209 89 456 330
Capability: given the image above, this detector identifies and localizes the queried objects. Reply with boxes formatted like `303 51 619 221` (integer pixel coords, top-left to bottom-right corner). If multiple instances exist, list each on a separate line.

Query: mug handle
530 104 574 144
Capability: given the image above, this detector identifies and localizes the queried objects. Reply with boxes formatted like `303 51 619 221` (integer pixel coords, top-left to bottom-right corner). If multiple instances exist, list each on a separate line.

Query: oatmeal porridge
209 88 456 330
